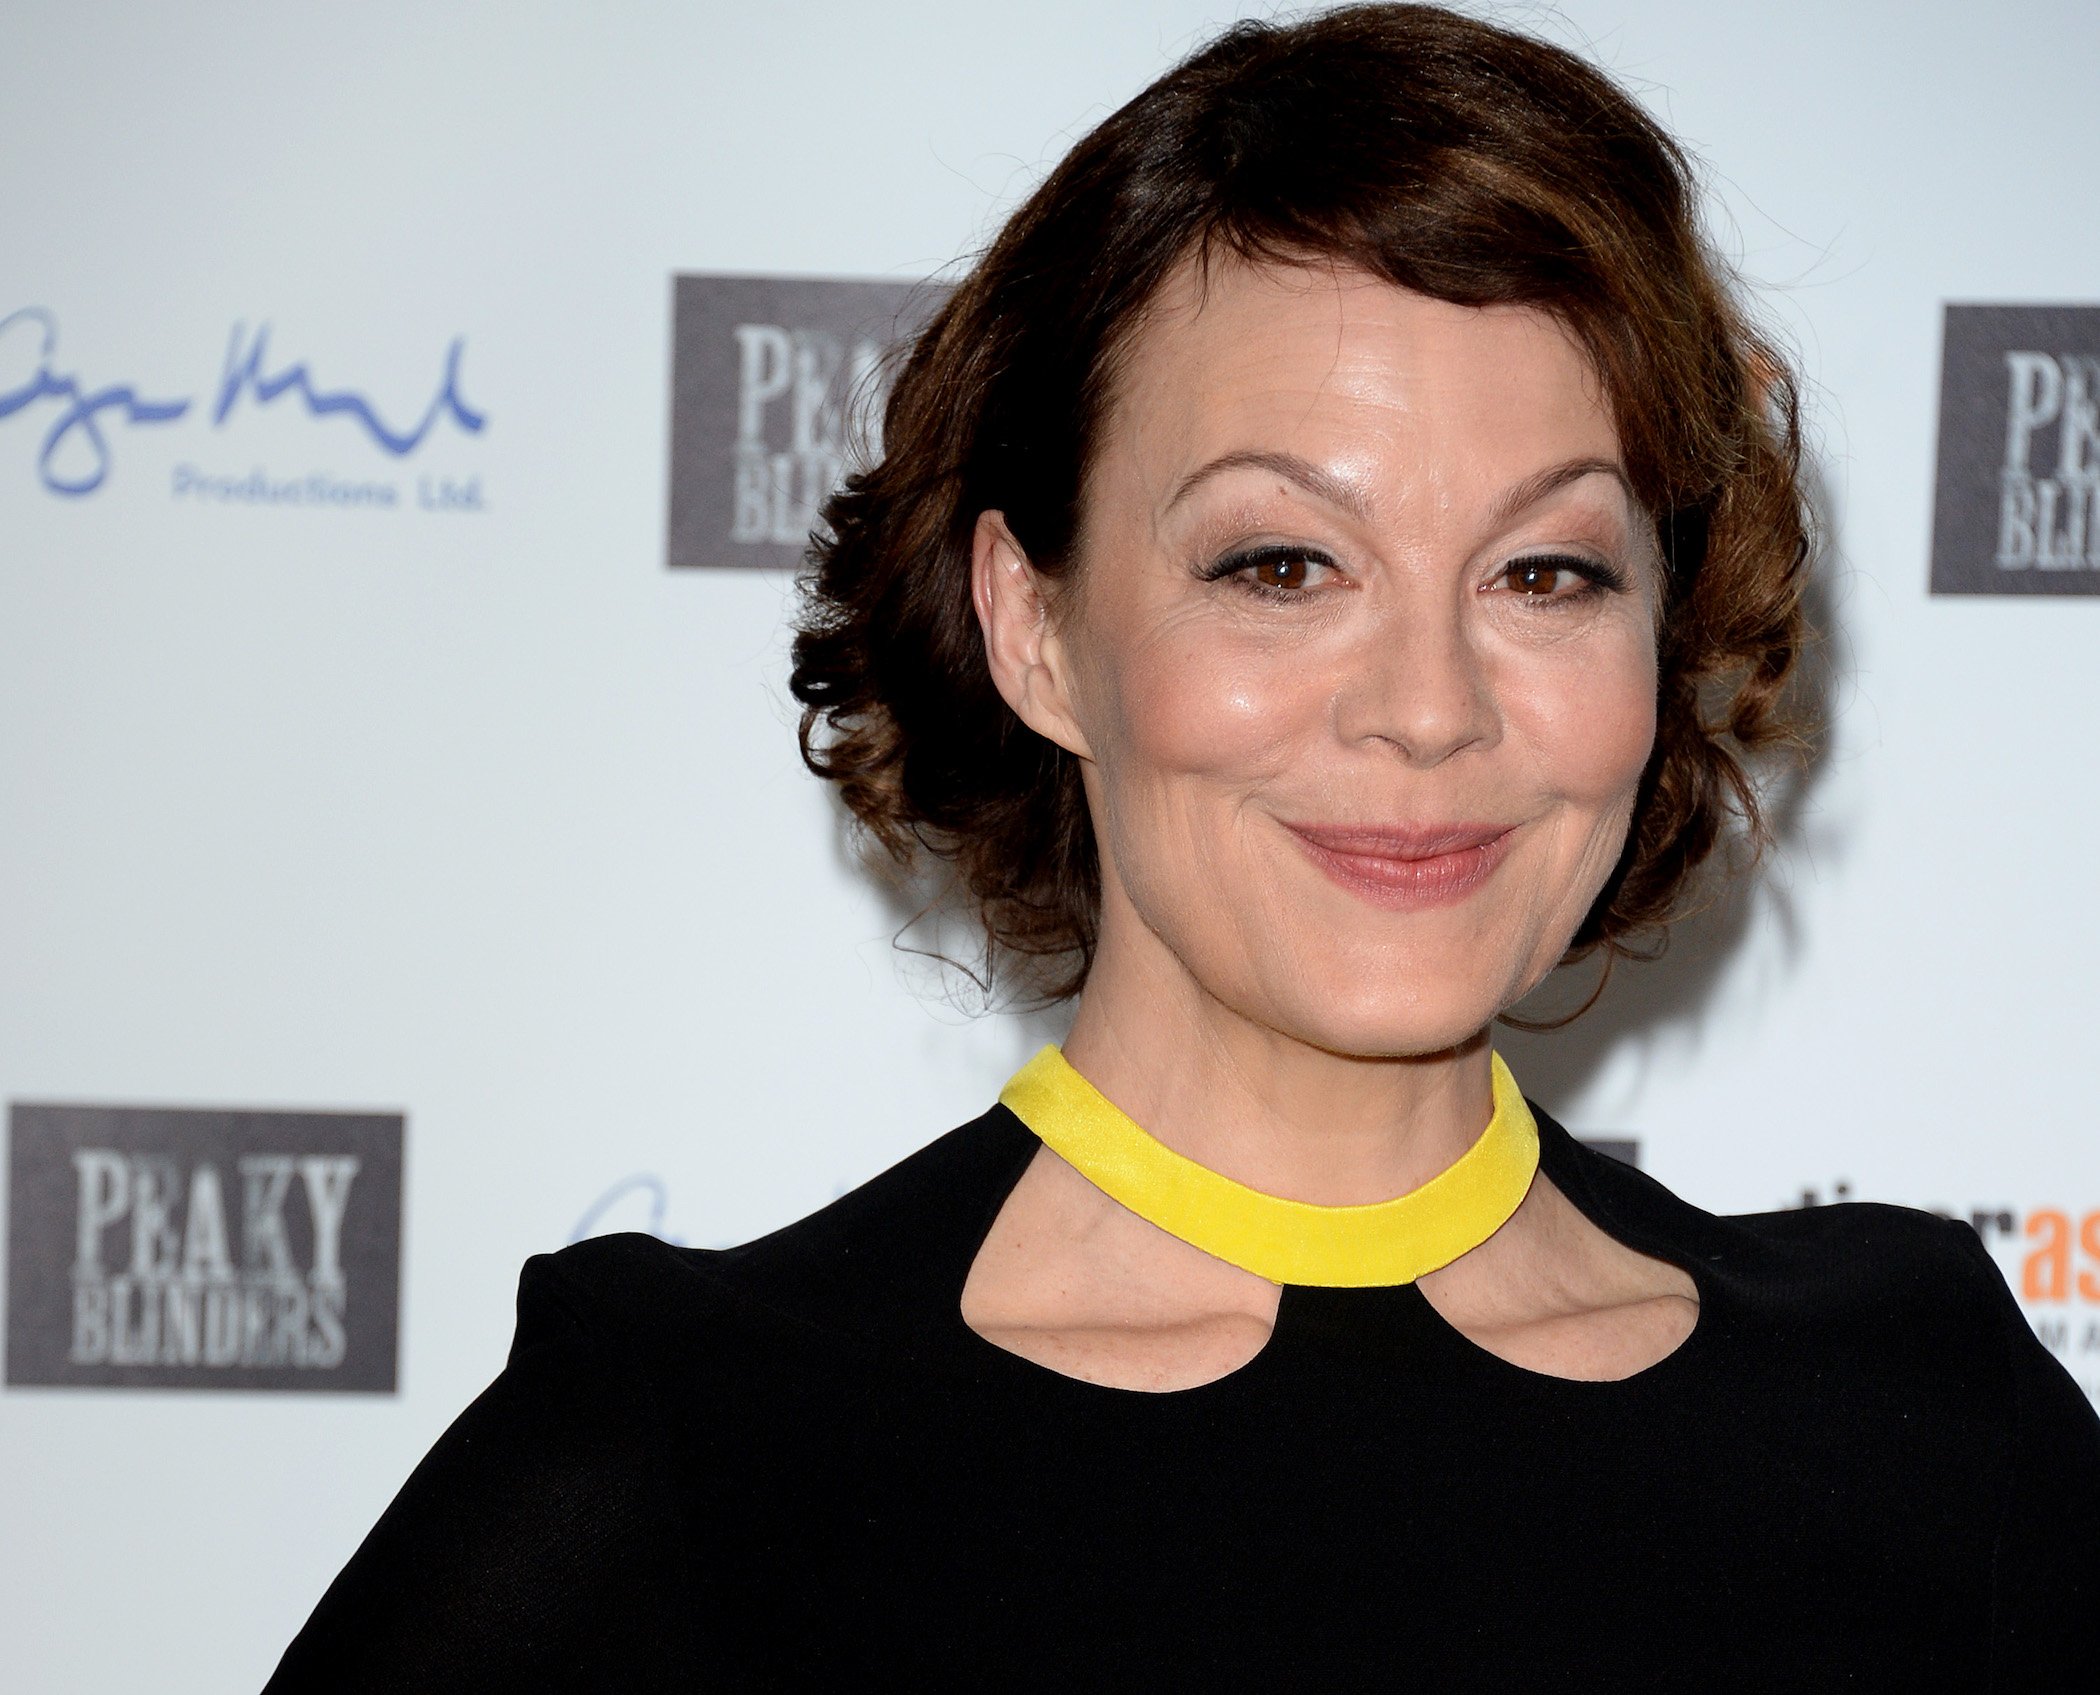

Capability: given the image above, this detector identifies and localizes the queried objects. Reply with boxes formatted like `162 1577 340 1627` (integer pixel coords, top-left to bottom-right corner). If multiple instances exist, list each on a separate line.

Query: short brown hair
791 2 1812 1002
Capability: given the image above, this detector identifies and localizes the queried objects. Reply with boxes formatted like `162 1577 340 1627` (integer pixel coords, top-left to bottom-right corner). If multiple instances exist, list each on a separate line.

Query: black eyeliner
1198 542 1337 582
1506 552 1630 594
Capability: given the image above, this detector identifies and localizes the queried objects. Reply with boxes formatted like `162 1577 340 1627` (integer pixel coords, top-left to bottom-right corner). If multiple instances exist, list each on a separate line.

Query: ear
970 510 1093 760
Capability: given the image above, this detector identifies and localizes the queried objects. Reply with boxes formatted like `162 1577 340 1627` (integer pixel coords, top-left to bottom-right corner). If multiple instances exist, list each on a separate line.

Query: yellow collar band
997 1045 1540 1288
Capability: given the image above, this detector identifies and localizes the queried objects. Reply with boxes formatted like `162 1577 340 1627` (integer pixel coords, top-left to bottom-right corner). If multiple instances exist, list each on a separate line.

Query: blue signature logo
0 307 486 497
569 1173 689 1247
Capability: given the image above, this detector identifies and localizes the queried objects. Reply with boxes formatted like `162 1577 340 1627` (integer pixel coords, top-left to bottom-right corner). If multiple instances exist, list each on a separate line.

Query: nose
1329 593 1500 767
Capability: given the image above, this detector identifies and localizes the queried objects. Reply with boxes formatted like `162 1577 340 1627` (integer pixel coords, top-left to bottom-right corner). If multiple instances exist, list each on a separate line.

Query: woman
271 5 2100 1687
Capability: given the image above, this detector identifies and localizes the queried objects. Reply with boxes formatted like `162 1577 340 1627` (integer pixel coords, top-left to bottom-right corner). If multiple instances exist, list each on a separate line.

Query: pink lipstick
1282 821 1515 910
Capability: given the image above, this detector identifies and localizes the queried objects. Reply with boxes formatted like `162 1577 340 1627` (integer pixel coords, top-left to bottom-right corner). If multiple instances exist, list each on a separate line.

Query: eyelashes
1199 543 1632 604
1497 553 1633 598
1197 543 1335 597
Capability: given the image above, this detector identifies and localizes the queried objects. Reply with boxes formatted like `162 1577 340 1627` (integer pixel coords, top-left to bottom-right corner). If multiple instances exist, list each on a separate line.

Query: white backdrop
2 2 2095 1689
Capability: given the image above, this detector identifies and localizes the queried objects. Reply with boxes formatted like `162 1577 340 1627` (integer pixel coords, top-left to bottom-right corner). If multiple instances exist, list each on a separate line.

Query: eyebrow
1486 457 1636 527
1164 450 1374 521
1165 449 1636 529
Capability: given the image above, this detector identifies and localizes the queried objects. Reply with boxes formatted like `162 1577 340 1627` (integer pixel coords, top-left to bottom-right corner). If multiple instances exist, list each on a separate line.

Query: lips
1281 820 1516 910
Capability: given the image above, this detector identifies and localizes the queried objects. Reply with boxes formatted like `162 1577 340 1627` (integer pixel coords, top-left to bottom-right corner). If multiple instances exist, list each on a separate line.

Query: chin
1112 829 1596 1058
1279 990 1508 1062
1251 937 1527 1060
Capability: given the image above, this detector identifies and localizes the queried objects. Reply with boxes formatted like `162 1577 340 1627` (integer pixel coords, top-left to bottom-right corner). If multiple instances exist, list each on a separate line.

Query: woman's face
982 258 1660 1057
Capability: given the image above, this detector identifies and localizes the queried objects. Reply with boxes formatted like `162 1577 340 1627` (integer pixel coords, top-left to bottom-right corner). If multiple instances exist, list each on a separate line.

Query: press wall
1 3 2095 1688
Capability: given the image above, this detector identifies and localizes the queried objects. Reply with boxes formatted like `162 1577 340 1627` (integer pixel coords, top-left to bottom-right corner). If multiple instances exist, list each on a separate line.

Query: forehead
1095 255 1621 506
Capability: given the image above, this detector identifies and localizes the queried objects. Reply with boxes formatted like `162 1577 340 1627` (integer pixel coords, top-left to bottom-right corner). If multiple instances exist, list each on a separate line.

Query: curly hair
790 2 1812 1003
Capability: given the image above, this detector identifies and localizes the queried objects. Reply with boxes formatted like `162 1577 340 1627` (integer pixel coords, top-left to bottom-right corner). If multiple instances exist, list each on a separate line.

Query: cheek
1510 624 1658 811
1092 617 1321 793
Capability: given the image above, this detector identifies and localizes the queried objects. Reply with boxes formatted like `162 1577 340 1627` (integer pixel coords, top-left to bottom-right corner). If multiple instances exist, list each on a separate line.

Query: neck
1059 900 1497 1208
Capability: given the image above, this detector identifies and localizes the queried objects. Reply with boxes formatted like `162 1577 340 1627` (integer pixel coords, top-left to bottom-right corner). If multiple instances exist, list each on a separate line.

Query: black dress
267 1099 2100 1691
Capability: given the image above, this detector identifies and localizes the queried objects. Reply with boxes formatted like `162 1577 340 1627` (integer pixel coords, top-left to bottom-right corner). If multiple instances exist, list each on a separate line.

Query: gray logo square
1929 303 2100 595
6 1104 404 1392
665 273 940 570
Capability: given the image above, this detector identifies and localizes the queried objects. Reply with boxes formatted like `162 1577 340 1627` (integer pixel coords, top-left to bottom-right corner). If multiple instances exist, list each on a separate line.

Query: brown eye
1496 554 1625 601
1507 560 1570 595
1201 543 1341 597
1250 552 1314 591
